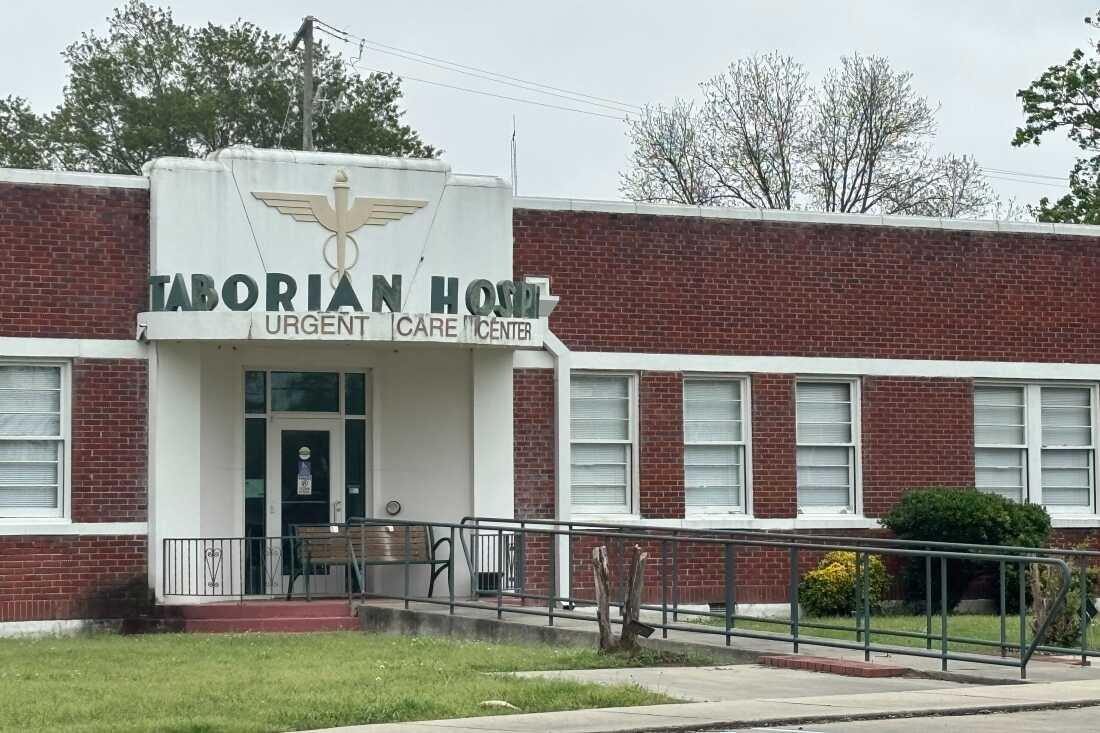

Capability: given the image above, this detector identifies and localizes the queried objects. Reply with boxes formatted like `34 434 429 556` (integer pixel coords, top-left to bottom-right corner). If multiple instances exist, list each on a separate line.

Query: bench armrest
431 536 452 558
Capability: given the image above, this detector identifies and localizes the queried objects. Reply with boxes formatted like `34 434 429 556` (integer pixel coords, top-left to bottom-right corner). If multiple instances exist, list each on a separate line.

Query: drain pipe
525 277 570 607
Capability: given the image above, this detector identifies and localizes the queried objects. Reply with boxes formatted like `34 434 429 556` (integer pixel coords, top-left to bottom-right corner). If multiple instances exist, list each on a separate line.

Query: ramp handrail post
661 539 670 639
789 546 799 654
940 555 948 671
999 560 1007 657
723 543 733 646
862 550 871 662
548 529 556 627
449 526 455 614
403 525 410 610
1019 560 1027 678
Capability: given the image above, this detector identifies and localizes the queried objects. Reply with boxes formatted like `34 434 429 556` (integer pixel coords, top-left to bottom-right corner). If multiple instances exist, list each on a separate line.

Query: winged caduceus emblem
252 170 427 287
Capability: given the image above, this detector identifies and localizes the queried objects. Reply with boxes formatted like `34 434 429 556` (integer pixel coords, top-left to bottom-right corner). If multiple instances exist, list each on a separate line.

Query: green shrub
799 551 889 617
880 488 1051 611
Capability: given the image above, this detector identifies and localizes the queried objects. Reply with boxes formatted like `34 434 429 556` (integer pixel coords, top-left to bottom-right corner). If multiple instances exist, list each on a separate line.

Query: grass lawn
0 632 704 733
690 612 1099 656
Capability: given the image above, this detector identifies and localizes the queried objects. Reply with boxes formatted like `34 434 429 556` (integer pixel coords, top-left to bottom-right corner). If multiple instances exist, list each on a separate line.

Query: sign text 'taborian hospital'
146 272 541 319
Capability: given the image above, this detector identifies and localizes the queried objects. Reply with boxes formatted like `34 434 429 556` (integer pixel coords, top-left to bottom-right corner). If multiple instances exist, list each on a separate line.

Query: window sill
0 521 148 536
1049 516 1100 529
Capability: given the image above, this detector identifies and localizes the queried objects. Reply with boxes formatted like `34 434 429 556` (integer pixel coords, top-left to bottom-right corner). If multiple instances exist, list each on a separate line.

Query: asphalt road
744 704 1100 732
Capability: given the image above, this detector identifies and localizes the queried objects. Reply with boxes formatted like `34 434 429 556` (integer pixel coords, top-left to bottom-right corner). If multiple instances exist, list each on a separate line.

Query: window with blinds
570 374 633 513
0 365 66 518
974 384 1096 513
683 378 746 512
974 385 1027 502
796 381 857 512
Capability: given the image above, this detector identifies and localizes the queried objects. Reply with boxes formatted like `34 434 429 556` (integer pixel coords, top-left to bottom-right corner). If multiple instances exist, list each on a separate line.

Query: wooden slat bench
288 523 451 600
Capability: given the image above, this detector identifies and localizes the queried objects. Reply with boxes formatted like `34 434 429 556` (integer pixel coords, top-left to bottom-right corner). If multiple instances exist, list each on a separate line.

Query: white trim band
561 351 1100 381
571 515 882 531
514 196 1100 238
0 167 148 190
0 337 148 360
0 521 147 536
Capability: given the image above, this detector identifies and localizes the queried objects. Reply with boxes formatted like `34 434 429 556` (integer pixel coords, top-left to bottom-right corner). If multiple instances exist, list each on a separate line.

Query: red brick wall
860 378 975 517
514 369 555 520
71 359 148 523
639 372 684 518
514 209 1100 362
0 182 148 339
0 535 148 621
751 375 798 518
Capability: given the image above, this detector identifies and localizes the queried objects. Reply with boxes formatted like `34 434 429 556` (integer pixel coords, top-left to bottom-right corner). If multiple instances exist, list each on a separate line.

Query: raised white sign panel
141 147 543 346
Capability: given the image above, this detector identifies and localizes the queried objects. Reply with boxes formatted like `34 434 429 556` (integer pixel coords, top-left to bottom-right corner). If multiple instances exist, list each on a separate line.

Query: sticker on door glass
297 446 313 496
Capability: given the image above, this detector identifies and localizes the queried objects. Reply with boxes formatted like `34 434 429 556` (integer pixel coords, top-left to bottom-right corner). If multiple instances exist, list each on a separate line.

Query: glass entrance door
266 417 345 594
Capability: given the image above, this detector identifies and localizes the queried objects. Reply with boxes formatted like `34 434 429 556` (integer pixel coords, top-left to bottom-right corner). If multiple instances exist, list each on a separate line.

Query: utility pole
290 16 315 151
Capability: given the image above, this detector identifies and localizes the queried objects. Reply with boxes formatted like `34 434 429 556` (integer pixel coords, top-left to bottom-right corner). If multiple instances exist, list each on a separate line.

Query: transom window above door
244 371 367 416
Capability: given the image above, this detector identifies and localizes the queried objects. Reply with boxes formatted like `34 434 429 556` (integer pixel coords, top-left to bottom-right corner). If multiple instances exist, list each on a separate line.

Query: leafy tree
1012 12 1100 223
622 53 993 217
0 1 436 173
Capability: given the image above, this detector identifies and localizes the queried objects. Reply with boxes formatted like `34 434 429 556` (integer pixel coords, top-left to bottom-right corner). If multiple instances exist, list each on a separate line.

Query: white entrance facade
143 148 550 602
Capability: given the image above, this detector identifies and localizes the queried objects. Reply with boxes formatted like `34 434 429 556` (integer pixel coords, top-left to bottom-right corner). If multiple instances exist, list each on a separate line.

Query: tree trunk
591 545 614 652
619 544 649 654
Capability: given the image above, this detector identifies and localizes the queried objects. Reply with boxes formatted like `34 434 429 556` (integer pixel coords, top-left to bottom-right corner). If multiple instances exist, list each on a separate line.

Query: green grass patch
689 612 1100 655
0 632 695 733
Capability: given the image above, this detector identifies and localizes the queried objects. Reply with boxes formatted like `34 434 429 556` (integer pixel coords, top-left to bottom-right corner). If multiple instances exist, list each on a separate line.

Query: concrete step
172 600 352 620
181 616 360 633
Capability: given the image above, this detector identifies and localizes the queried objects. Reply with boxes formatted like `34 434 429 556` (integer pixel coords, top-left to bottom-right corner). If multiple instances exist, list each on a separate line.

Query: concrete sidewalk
299 678 1100 733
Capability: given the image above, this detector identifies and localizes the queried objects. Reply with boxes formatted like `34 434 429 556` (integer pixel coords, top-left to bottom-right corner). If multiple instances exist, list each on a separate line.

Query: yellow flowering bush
798 551 889 617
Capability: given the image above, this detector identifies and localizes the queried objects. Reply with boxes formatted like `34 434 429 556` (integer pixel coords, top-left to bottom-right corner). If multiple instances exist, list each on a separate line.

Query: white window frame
682 374 752 515
0 360 71 521
569 372 638 516
795 377 862 516
975 381 1098 515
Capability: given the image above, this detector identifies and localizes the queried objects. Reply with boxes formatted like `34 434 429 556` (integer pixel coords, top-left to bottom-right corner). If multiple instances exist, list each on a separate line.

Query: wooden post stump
591 543 648 654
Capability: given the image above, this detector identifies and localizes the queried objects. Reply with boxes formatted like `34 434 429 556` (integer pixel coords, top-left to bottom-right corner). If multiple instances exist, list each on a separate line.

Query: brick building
1 147 1099 629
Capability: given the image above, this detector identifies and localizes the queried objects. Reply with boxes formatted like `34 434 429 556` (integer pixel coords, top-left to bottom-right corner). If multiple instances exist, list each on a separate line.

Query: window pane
270 372 340 412
797 382 852 446
976 447 1025 502
571 443 628 507
0 441 59 510
0 413 60 437
0 366 60 389
1041 449 1092 507
797 445 851 507
685 445 741 507
1041 387 1092 447
244 371 266 413
571 376 630 441
345 373 366 416
684 380 742 443
345 419 366 519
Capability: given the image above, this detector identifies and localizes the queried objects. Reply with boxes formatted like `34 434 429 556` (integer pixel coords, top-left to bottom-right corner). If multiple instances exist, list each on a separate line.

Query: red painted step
758 654 907 678
182 616 360 633
173 600 352 620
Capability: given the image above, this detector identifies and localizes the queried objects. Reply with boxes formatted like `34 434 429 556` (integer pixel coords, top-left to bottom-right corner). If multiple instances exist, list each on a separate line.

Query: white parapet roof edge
0 167 148 190
513 195 1100 239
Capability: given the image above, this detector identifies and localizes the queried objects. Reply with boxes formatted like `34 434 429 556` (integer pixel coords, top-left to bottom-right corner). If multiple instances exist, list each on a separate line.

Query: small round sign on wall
298 446 311 461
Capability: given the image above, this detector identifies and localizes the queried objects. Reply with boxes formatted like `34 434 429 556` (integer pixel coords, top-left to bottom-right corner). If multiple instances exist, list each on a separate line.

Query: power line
313 16 641 114
981 167 1066 182
349 62 628 120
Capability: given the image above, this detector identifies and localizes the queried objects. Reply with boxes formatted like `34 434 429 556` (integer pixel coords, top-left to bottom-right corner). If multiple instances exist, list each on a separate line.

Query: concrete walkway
507 664 972 702
357 599 1100 684
298 678 1100 733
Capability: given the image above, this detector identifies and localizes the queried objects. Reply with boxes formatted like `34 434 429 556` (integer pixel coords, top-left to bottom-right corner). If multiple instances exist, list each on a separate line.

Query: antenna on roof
510 115 519 196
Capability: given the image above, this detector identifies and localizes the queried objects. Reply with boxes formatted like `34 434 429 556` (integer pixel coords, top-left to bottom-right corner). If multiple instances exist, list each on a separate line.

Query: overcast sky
3 1 1096 210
